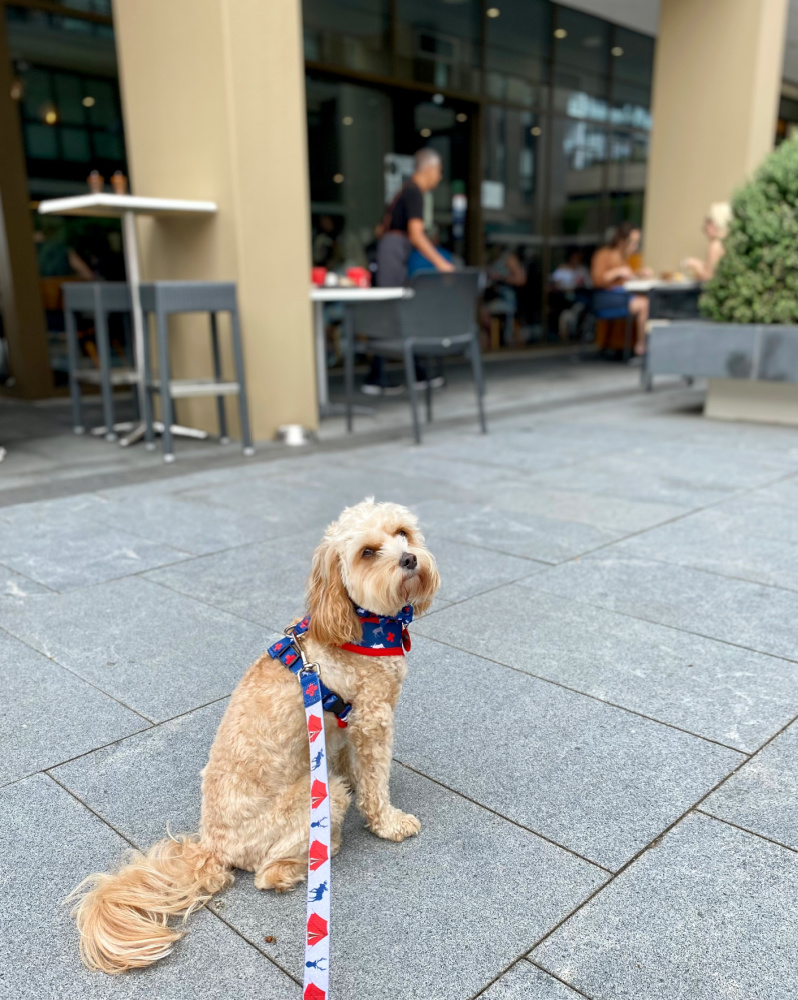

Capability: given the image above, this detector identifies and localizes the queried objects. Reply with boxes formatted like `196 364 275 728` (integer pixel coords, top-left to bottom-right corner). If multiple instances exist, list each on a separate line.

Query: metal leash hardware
285 623 320 675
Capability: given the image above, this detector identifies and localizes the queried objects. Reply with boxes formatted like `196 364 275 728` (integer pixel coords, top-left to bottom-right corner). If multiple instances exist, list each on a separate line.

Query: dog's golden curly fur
68 499 440 974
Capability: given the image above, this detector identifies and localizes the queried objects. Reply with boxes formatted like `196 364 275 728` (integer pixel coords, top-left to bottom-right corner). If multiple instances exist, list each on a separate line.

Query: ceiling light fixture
420 127 432 137
611 46 624 56
486 7 500 18
44 108 57 125
82 95 95 108
530 126 542 136
456 112 468 122
333 173 344 183
554 28 567 39
342 115 353 125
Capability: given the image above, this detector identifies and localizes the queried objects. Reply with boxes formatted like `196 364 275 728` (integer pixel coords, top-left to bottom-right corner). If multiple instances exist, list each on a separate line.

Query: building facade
0 0 790 437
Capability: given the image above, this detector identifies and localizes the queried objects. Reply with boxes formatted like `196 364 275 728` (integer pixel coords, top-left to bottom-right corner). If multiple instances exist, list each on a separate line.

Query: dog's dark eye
396 529 407 538
362 547 375 558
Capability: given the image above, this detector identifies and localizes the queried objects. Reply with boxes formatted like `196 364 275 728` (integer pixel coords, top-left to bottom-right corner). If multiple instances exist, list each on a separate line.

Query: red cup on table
346 266 371 288
311 267 327 286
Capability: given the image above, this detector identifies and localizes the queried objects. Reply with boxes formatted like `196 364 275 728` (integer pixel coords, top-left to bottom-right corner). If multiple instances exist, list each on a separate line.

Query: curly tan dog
69 499 439 974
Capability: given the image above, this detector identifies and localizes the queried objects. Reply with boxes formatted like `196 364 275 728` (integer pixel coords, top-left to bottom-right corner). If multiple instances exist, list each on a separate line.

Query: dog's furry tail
67 834 233 974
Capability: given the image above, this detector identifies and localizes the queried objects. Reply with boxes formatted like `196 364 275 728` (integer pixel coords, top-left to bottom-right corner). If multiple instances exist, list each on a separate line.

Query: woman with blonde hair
685 202 732 281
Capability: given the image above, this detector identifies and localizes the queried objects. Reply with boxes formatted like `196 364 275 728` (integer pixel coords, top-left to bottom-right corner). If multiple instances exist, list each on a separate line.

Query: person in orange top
591 222 650 356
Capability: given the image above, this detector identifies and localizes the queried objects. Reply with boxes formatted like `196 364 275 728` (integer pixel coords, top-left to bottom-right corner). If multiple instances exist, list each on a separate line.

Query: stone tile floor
3 374 798 998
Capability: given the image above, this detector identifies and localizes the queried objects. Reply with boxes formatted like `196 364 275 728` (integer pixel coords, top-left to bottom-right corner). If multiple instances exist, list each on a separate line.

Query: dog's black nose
400 552 418 571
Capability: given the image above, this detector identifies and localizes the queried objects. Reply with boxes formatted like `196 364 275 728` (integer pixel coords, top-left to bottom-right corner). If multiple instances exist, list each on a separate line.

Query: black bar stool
138 281 254 463
63 282 138 441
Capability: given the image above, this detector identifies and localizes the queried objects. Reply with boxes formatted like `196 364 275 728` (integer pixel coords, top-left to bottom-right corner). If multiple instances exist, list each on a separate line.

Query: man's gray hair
415 147 441 172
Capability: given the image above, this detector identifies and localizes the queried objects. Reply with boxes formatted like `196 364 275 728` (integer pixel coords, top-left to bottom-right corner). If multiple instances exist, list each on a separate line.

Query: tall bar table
38 193 217 447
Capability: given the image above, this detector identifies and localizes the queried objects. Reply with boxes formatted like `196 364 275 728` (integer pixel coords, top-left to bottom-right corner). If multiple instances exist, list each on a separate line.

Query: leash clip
285 625 319 675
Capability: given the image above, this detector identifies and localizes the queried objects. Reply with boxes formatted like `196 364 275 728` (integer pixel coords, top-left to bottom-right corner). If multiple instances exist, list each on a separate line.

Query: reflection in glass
484 0 549 107
396 0 481 93
548 118 607 244
607 131 648 227
552 6 609 120
303 0 391 75
610 28 654 129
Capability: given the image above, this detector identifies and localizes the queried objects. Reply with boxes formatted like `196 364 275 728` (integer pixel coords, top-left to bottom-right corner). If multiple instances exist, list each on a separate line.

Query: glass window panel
552 7 609 120
396 0 481 93
92 132 123 160
606 130 648 226
61 126 91 161
302 0 391 74
21 69 52 122
483 106 546 339
53 72 85 125
610 27 654 129
485 0 550 108
87 79 116 127
548 118 607 245
25 122 59 159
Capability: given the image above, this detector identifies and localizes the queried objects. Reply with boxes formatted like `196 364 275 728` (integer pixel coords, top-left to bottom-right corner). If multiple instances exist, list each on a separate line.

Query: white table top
624 279 700 293
37 193 218 219
310 286 413 303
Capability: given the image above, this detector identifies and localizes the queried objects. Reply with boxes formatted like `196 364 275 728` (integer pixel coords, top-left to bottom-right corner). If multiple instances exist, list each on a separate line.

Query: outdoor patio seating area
3 378 798 999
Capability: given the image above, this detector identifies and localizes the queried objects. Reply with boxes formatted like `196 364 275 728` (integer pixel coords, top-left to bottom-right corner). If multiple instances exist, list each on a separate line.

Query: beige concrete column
643 0 788 274
112 0 316 439
0 11 51 399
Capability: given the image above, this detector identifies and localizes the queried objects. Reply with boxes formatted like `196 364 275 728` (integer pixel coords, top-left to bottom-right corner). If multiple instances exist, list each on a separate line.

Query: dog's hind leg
254 776 350 892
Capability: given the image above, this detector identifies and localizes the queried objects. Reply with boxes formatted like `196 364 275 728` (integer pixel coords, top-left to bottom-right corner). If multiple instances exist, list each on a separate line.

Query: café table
310 285 414 425
624 278 700 293
38 193 217 447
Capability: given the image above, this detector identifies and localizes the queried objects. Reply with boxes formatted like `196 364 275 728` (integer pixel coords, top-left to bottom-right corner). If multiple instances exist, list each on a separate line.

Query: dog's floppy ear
306 539 361 648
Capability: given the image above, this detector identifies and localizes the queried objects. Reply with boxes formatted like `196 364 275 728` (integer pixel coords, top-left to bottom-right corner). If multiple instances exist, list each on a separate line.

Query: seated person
591 222 650 356
551 248 591 292
683 202 732 281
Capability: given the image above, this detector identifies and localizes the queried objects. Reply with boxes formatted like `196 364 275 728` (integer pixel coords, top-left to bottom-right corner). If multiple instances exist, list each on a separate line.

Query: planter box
646 320 798 425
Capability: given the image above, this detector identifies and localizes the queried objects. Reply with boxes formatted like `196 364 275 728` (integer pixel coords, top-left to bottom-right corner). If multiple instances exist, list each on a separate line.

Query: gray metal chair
138 281 253 462
350 269 486 444
64 282 138 441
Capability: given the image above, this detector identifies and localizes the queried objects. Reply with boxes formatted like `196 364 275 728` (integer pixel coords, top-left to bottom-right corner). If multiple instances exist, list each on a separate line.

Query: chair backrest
401 268 481 342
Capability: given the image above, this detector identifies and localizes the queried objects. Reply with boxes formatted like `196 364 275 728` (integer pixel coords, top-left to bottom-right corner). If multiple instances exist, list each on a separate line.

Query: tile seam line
545 463 798 566
525 959 594 999
42 772 303 987
526 702 798 960
0 623 155 724
43 693 233 777
410 631 750 755
0 380 661 510
573 543 798 599
0 558 59 594
394 760 613 875
694 808 798 856
467 954 592 1000
526 580 798 671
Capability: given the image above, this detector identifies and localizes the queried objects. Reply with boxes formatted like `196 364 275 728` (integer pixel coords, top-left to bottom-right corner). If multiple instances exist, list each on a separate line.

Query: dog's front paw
368 807 421 842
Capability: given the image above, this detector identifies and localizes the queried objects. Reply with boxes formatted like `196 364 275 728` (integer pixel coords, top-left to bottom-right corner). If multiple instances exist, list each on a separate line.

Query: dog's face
306 499 440 647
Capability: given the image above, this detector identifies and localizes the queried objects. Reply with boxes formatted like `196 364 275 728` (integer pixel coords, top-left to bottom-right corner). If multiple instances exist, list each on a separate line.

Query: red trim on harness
339 642 405 656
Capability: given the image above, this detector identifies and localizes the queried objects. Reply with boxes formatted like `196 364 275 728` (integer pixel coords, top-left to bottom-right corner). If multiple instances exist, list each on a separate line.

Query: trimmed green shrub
701 135 798 324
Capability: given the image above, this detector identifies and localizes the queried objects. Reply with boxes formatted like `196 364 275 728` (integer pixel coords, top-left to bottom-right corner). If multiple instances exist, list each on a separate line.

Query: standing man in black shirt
363 148 454 394
376 148 454 287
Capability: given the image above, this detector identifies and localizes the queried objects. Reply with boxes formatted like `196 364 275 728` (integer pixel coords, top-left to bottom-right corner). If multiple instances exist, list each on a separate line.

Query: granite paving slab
0 576 275 722
534 811 798 1000
535 551 798 663
526 451 772 508
52 699 227 839
413 499 621 564
703 718 798 849
481 961 584 998
93 491 287 555
395 636 741 870
0 629 148 786
143 530 319 630
0 494 190 590
0 564 51 598
421 533 543 603
621 495 798 591
56 714 604 1000
417 428 617 474
417 584 794 752
466 478 689 534
0 773 297 1000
